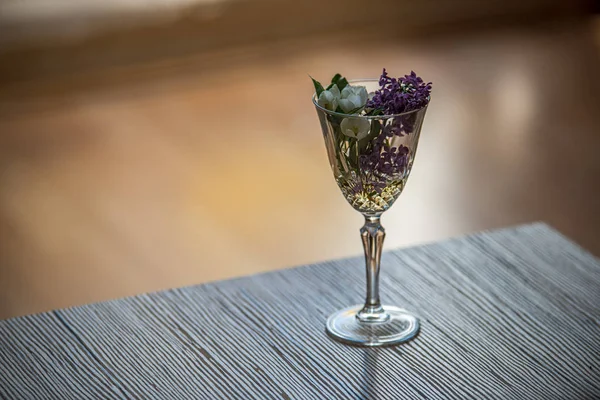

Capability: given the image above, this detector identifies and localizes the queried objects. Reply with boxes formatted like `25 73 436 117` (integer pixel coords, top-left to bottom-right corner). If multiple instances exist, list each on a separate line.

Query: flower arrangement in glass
312 69 431 346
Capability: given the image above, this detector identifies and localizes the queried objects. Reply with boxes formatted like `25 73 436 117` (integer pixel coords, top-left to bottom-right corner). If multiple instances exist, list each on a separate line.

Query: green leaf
327 73 348 91
346 106 364 115
366 108 384 116
348 140 359 169
371 120 382 137
358 120 381 154
310 76 325 97
338 140 351 172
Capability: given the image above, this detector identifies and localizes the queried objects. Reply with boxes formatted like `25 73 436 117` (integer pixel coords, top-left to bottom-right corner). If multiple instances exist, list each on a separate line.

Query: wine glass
313 79 428 347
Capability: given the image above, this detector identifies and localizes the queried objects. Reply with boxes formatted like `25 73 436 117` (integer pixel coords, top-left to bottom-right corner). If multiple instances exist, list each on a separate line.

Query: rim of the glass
312 78 429 119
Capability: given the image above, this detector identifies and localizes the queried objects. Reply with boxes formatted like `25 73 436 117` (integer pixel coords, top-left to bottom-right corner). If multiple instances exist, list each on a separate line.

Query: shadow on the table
361 349 380 399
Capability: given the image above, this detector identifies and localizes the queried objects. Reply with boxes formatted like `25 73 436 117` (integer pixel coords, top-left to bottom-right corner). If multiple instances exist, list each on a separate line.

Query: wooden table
1 223 599 399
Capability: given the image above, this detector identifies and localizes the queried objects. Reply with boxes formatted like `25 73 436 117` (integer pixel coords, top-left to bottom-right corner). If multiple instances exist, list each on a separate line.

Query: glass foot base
326 305 420 347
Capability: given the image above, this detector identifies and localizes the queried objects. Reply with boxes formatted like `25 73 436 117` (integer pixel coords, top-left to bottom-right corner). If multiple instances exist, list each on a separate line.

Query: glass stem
357 214 390 323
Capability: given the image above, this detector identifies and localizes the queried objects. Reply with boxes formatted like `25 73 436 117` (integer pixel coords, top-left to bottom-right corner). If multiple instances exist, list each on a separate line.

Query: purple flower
349 180 364 195
378 145 410 177
367 69 432 117
357 144 411 194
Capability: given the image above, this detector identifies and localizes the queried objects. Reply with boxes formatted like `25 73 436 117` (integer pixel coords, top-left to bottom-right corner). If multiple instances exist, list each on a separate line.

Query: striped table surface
1 223 599 399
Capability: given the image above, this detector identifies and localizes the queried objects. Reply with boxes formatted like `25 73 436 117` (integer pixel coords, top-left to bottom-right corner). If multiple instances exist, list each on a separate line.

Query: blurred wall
0 0 589 49
0 0 591 84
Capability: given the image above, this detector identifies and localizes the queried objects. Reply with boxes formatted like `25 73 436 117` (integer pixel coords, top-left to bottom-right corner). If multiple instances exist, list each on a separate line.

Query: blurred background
1 0 599 319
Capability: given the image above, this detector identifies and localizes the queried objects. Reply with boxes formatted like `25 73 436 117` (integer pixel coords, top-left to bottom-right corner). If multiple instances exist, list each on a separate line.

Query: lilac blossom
357 144 411 194
367 69 432 115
